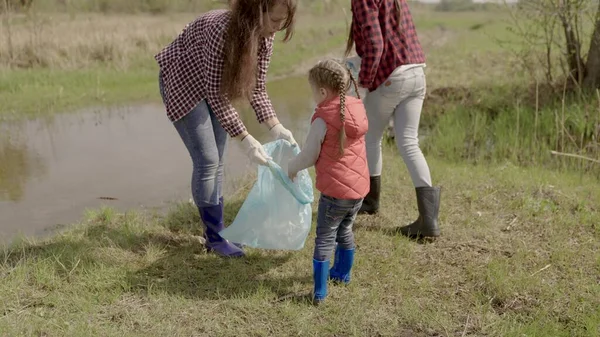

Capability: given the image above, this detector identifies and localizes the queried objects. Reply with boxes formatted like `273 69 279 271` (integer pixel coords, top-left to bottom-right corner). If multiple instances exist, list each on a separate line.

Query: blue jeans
314 194 363 261
159 72 226 207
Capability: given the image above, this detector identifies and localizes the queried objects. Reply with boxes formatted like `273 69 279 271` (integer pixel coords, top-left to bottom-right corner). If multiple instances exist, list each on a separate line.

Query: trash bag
219 139 314 251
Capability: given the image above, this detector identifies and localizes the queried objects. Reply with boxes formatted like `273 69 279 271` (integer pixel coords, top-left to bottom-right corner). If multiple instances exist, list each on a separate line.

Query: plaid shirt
155 10 276 137
351 0 426 91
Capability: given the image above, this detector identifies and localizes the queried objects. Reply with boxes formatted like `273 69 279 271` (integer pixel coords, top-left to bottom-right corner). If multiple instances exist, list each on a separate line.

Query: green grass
404 7 600 172
1 145 599 336
0 10 348 121
421 88 600 173
0 67 158 120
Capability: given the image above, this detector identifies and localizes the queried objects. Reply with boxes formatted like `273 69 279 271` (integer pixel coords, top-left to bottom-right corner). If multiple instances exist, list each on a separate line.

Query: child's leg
313 194 348 304
330 198 362 284
336 200 360 250
314 195 347 262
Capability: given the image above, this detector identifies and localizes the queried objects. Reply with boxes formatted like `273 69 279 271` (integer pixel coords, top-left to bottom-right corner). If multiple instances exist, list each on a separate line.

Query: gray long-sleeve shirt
288 118 327 176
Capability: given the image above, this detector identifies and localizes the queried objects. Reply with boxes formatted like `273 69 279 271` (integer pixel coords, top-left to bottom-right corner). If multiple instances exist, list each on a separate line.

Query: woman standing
348 0 441 238
155 0 298 257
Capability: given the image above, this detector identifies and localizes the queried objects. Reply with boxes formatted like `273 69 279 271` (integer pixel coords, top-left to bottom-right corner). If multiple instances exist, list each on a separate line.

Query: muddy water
0 76 314 242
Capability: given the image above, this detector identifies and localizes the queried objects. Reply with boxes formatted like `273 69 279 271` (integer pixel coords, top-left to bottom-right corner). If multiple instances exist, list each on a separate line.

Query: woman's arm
288 118 327 178
250 35 278 127
353 0 384 89
251 35 297 145
202 23 248 138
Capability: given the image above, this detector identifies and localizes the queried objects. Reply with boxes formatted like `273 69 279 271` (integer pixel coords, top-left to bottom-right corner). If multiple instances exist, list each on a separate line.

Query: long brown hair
345 0 402 57
221 0 297 100
308 59 360 156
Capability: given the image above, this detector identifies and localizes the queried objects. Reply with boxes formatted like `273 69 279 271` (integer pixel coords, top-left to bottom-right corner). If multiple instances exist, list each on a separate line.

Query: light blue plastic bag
219 139 314 250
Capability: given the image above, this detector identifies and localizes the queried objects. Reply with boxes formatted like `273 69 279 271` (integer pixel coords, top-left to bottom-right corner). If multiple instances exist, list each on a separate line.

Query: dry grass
0 2 351 70
0 13 198 69
1 147 599 336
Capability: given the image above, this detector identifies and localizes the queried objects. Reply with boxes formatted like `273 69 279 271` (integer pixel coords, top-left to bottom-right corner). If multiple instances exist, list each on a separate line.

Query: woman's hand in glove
287 165 298 181
269 123 297 147
239 133 271 166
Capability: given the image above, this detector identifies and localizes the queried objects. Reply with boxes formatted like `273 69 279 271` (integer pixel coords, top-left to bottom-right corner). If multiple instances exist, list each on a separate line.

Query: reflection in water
0 135 47 202
236 75 314 142
0 75 314 241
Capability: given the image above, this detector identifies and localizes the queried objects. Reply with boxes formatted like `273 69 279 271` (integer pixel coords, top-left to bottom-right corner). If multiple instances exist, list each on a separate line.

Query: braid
308 59 352 156
336 71 347 156
348 71 360 99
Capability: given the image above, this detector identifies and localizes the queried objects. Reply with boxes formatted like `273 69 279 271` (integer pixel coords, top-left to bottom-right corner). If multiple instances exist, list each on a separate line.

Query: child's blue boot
313 259 329 305
329 245 355 284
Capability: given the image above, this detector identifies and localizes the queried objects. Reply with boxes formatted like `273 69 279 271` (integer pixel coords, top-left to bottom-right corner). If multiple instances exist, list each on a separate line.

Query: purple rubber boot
199 197 245 257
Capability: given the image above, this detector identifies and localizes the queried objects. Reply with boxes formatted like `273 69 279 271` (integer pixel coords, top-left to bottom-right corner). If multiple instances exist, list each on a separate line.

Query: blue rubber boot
328 245 341 279
199 197 245 258
313 259 329 305
329 246 355 284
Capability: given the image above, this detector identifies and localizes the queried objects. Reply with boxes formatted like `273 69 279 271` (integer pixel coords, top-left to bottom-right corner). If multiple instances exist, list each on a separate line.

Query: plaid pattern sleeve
352 0 384 89
249 34 277 124
351 0 426 91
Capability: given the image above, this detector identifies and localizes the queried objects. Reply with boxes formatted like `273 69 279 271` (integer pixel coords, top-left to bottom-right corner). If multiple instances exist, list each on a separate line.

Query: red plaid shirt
155 10 277 137
351 0 426 91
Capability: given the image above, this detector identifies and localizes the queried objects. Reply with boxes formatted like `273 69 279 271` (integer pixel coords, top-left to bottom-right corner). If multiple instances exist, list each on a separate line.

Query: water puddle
0 76 314 242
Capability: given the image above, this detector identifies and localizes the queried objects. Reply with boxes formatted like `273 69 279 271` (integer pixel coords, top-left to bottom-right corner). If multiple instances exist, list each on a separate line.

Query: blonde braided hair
308 59 360 156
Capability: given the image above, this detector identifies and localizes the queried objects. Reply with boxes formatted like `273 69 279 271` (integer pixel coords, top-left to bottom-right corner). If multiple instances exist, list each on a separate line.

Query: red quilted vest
311 96 370 200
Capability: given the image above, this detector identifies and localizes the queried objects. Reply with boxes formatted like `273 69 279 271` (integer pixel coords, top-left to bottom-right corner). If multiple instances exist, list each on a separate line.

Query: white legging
363 66 432 188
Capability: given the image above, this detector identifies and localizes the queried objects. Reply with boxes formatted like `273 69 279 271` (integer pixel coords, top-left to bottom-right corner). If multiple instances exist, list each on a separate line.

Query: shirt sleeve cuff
223 123 247 138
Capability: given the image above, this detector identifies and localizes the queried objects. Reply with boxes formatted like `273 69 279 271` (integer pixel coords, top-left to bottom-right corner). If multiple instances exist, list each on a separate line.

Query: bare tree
583 1 600 88
1 0 32 12
557 0 586 84
508 0 600 90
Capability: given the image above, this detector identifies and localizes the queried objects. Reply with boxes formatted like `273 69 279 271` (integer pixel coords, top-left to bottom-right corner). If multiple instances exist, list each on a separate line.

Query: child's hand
288 168 297 181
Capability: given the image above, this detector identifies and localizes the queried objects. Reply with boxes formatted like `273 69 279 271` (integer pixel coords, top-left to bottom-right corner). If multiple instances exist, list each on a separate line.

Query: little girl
288 59 370 304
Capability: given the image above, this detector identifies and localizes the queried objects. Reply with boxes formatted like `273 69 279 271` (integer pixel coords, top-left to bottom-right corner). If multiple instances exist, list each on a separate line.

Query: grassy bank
0 8 348 120
409 9 600 173
421 88 600 174
1 145 599 336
